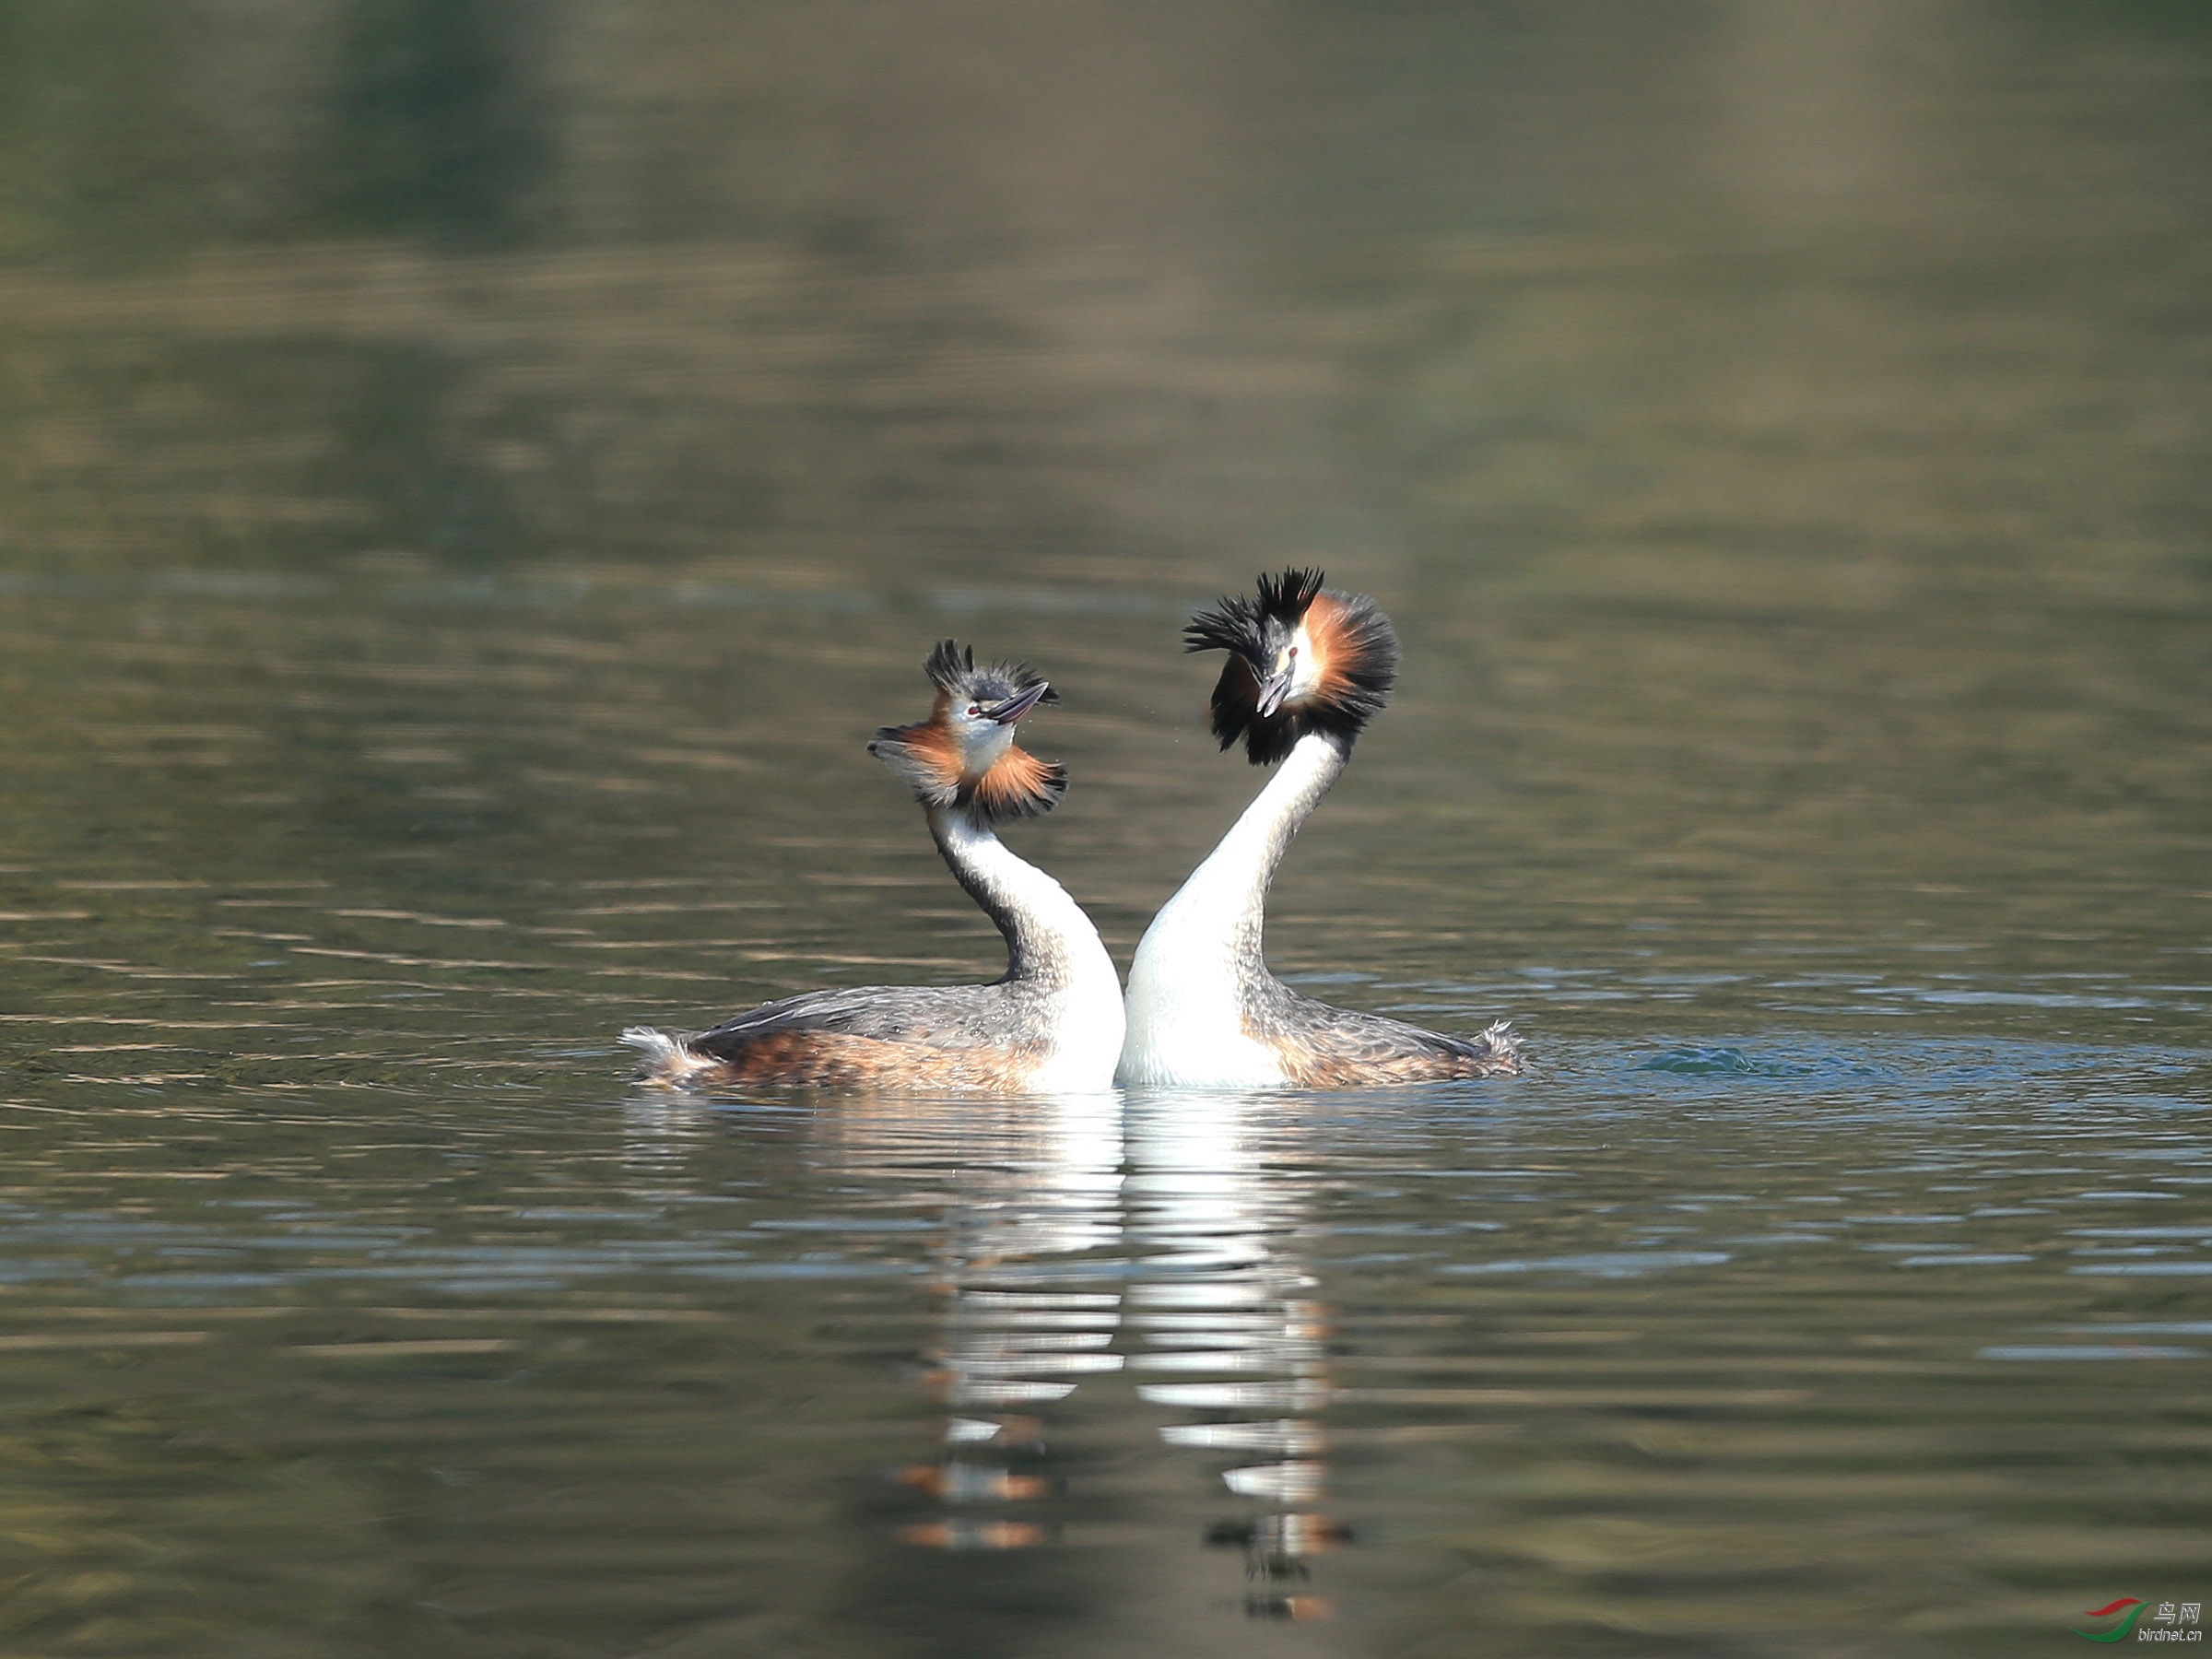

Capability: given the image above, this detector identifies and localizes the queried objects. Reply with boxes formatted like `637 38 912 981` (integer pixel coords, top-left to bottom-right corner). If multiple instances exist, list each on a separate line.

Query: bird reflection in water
825 1089 1125 1552
616 1084 1345 1612
1129 1088 1345 1620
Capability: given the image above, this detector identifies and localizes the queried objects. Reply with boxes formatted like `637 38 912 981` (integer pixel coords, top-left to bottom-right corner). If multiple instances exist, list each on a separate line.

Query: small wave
1633 1045 1888 1078
1443 1250 1731 1278
1637 1045 1760 1075
1979 1345 2203 1361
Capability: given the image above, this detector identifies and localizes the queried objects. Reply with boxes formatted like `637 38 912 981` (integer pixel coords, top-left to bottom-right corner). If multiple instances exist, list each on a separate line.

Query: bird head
868 640 1068 819
1184 568 1399 765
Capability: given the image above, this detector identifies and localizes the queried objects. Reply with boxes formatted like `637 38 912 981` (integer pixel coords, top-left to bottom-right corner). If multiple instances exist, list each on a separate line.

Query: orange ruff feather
971 745 1064 819
1300 593 1361 706
868 718 965 802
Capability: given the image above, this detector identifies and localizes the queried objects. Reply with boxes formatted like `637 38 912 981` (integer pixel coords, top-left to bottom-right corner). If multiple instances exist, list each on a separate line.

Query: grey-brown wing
687 983 1017 1056
1255 986 1521 1082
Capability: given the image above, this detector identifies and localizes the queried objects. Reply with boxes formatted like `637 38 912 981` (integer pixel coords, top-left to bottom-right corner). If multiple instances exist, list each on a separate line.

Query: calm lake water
3 3 2209 1654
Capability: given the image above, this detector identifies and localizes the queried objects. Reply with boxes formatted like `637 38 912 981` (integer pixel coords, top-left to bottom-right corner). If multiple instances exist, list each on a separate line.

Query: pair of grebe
623 571 1520 1091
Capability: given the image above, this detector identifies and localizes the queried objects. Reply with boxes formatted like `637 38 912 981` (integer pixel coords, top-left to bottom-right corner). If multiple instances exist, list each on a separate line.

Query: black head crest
920 637 1060 714
1184 569 1398 765
1182 568 1324 662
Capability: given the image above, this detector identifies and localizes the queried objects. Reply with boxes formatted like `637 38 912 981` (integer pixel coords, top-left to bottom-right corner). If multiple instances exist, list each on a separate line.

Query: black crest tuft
1184 569 1399 765
1182 568 1323 663
921 638 1059 712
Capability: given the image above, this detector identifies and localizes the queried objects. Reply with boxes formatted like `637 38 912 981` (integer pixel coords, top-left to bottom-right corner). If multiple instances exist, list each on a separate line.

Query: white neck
929 806 1125 1088
1118 733 1348 1087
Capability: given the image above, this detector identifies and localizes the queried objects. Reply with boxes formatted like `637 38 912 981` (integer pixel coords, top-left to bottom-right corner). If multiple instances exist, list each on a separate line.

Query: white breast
1117 888 1288 1088
1116 735 1346 1089
1028 983 1132 1092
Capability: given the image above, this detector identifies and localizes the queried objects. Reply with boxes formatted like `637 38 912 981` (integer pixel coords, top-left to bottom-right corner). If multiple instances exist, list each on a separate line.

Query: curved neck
926 806 1117 993
1151 731 1350 976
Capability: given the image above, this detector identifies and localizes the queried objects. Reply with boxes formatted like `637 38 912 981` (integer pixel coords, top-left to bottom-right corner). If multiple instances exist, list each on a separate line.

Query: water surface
2 2 2209 1653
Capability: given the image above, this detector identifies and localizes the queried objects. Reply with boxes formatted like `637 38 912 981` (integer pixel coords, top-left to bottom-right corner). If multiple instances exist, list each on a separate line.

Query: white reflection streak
832 1089 1124 1550
617 1092 721 1175
1128 1088 1341 1620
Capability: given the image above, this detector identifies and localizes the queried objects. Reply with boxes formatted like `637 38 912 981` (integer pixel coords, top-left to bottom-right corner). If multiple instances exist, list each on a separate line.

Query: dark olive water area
3 3 2211 1655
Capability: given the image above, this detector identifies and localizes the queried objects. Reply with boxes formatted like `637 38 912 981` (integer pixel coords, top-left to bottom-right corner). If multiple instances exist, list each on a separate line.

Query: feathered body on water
1119 569 1520 1088
625 641 1124 1093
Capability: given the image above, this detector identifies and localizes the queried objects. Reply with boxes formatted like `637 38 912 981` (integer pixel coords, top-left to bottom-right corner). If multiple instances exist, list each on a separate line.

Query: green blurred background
4 0 2208 1011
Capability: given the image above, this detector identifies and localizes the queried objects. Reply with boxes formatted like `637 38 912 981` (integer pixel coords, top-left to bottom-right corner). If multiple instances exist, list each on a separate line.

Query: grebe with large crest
1118 569 1521 1088
625 641 1124 1092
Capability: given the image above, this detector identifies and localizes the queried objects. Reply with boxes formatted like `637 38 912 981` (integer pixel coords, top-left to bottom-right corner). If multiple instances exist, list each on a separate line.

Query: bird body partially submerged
626 643 1123 1093
1119 571 1520 1089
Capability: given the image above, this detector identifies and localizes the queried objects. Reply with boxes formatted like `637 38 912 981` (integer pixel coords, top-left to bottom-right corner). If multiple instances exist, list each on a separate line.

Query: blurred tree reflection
0 0 554 262
318 0 553 242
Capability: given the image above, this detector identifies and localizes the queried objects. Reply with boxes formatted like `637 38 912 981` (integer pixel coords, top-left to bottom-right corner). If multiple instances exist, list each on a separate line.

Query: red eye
966 704 982 717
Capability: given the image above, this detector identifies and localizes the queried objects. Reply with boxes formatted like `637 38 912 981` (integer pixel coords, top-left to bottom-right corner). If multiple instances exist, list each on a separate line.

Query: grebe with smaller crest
625 641 1124 1092
1118 569 1520 1088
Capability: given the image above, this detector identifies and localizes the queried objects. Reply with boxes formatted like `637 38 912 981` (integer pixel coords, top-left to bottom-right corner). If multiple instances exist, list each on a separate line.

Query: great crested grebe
1118 569 1520 1088
623 641 1124 1093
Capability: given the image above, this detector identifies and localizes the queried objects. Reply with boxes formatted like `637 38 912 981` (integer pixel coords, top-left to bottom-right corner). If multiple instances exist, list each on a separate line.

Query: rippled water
4 2 2211 1653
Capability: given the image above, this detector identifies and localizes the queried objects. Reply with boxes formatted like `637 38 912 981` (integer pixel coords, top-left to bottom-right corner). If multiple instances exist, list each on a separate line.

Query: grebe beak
1253 665 1294 719
983 682 1051 724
